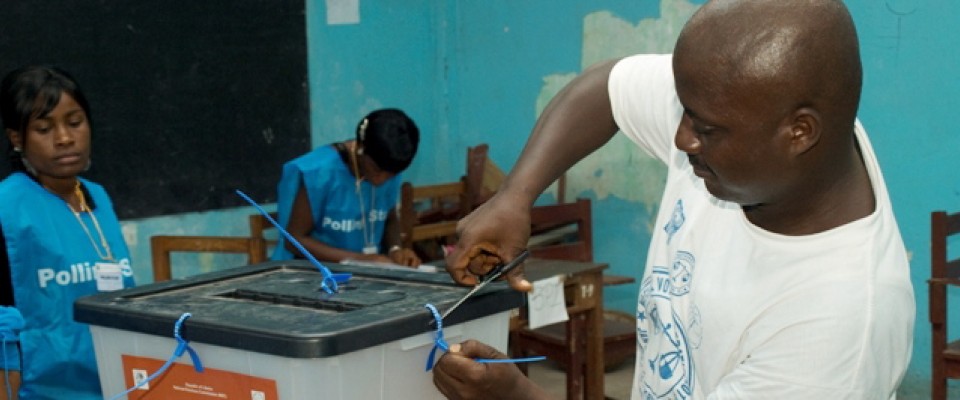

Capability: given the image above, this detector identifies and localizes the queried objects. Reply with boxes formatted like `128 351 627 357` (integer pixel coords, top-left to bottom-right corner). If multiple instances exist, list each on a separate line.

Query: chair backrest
930 210 960 328
399 178 470 253
465 143 571 205
465 143 505 208
150 235 266 282
931 211 960 282
249 211 279 259
527 198 593 262
930 210 960 398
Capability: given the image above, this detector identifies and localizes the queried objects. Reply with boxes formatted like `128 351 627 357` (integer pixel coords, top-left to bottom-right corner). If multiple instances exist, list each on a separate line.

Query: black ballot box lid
74 261 523 358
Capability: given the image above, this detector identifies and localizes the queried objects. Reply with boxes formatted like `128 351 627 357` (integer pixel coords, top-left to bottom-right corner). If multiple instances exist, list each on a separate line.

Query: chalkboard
0 1 310 218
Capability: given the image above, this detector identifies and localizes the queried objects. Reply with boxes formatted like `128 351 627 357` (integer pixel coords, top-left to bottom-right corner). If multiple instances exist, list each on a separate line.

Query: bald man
433 0 914 399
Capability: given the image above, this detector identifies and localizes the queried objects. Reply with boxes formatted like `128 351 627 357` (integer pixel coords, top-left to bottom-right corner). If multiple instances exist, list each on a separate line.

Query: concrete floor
527 356 635 400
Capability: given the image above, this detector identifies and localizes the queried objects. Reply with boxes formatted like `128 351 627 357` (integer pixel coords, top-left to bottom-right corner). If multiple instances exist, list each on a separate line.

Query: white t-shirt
608 54 914 400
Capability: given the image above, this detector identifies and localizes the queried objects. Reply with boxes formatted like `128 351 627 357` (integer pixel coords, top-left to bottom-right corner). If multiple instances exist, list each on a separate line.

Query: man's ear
6 128 23 151
784 107 821 156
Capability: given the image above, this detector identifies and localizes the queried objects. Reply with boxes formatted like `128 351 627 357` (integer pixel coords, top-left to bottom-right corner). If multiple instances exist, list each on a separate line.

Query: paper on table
527 275 569 330
339 259 437 273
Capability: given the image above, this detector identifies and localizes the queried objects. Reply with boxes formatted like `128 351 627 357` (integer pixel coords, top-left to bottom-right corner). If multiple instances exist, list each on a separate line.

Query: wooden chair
527 199 593 262
150 235 266 282
511 198 636 399
465 143 505 208
399 178 471 261
249 211 279 260
466 143 569 205
930 210 960 399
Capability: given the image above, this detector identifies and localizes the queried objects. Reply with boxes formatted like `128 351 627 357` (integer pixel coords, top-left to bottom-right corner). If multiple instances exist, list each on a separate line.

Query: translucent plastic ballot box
74 261 523 400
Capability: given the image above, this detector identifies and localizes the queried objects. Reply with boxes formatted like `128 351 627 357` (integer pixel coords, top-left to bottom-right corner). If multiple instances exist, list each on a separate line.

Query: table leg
583 271 604 399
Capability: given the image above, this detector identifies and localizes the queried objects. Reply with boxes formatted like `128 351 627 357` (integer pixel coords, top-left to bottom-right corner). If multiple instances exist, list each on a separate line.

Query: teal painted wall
846 0 960 396
118 0 958 397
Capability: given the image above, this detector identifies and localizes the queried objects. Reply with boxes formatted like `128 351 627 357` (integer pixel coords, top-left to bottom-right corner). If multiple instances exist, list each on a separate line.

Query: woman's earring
357 147 364 155
359 118 369 142
13 147 21 152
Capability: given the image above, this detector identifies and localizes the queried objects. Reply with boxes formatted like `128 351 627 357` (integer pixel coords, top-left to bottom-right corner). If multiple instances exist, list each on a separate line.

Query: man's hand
432 340 553 400
445 193 533 292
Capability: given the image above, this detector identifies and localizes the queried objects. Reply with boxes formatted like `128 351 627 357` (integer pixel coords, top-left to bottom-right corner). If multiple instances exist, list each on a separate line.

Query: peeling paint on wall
535 0 700 217
581 2 699 68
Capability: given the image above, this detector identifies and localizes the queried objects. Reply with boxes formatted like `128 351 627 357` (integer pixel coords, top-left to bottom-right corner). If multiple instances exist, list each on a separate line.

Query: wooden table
521 258 608 400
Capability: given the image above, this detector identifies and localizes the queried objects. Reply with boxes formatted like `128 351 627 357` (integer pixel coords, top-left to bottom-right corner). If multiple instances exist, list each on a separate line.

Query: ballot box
75 261 522 400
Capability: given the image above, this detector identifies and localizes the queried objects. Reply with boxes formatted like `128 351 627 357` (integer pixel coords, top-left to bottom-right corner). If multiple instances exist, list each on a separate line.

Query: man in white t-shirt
431 0 914 399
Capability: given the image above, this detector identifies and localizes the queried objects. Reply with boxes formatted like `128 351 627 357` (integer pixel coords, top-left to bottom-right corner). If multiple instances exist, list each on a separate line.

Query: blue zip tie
423 304 545 371
109 313 203 400
424 303 450 371
235 189 340 293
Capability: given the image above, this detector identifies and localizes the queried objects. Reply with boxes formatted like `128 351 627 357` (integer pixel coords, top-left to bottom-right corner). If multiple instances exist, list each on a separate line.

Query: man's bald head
675 0 862 133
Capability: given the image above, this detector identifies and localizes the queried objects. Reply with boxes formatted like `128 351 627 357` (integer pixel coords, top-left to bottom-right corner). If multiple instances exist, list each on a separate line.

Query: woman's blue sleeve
0 306 23 370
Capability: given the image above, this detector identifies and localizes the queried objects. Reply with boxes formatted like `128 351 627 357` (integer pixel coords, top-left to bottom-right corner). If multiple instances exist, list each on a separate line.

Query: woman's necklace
350 143 378 254
64 180 115 261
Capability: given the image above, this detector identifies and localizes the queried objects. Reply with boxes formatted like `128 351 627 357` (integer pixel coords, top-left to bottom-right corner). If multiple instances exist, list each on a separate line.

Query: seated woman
0 66 135 399
273 108 422 266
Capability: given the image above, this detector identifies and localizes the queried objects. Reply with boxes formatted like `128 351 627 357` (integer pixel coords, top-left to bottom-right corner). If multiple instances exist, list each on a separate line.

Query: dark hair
356 108 419 173
0 66 91 172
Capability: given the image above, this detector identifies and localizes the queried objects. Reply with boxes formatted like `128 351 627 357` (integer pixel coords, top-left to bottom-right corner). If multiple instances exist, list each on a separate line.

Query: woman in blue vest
273 108 422 267
0 66 135 399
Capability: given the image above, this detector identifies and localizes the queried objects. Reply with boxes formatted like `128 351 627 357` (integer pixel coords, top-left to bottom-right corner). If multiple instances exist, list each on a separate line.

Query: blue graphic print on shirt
664 199 685 243
638 199 700 399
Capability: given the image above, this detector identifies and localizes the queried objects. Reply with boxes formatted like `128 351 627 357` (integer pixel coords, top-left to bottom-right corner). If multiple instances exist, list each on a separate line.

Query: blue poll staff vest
272 145 401 260
0 172 134 399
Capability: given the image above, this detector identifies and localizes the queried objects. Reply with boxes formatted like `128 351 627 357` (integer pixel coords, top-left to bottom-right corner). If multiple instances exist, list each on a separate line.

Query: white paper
339 259 435 273
326 0 360 25
95 262 124 292
527 275 568 330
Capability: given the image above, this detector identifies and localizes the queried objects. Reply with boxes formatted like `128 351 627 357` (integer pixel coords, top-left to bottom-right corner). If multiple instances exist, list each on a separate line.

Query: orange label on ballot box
121 355 278 399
